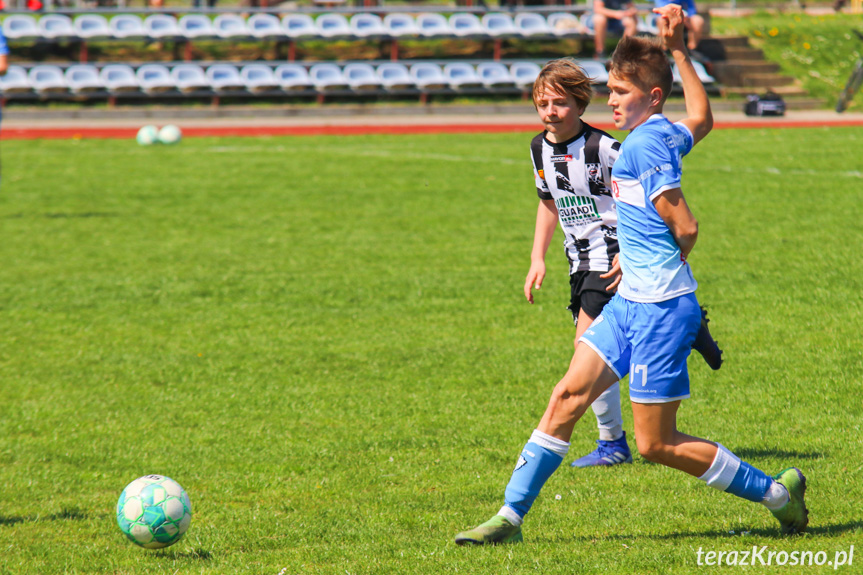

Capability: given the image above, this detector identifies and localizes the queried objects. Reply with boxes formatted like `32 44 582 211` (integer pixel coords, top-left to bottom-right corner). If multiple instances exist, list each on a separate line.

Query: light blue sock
698 444 772 502
500 430 569 523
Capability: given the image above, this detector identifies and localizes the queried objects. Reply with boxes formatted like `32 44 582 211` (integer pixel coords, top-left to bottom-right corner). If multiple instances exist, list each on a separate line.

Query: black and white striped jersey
530 123 621 274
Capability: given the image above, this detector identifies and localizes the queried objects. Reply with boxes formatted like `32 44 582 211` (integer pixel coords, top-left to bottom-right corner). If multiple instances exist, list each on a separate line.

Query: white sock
497 505 523 526
590 382 624 441
761 481 790 510
698 444 740 491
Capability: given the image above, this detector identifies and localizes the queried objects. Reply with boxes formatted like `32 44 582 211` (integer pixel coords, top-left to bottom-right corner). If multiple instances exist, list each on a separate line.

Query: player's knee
635 438 672 464
548 382 589 416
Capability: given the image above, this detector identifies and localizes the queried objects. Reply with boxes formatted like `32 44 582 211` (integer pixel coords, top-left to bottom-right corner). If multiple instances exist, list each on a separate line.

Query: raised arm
524 199 559 304
654 4 713 145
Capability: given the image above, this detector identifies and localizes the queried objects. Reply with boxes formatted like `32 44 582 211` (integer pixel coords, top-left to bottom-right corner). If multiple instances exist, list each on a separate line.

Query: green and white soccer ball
136 125 159 146
116 474 192 549
158 124 182 145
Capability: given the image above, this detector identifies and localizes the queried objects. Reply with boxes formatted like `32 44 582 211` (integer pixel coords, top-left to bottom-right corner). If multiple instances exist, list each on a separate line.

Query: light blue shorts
579 292 701 403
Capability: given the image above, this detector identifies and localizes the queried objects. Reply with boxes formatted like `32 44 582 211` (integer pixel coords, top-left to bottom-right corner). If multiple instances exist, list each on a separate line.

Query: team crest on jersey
585 163 603 184
550 154 573 162
537 169 544 179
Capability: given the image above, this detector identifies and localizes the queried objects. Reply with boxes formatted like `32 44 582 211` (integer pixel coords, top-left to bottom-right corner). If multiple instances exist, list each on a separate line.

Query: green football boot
455 515 523 546
770 467 809 534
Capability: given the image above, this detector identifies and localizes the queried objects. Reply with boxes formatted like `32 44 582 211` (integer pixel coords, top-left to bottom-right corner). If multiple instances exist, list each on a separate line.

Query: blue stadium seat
383 14 418 37
0 65 32 94
39 14 75 40
514 13 552 37
350 13 385 38
309 63 349 90
2 15 39 40
416 13 451 38
109 15 146 40
65 65 104 94
316 14 351 39
241 64 279 92
143 14 181 39
547 13 586 37
343 63 381 90
100 64 139 92
248 14 282 39
274 63 314 91
477 62 516 88
449 13 484 37
409 62 447 89
577 59 609 84
171 64 209 92
136 64 175 93
179 14 216 39
481 13 517 38
282 14 318 39
510 61 541 89
28 65 68 94
74 15 111 40
376 63 414 90
672 61 715 85
443 62 482 89
213 14 249 39
206 64 245 91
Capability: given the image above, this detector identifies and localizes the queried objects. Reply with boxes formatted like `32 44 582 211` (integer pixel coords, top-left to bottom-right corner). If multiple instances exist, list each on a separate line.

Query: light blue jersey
610 114 696 303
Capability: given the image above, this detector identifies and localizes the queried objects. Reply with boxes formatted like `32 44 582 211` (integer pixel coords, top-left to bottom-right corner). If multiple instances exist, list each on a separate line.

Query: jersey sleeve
672 121 694 157
599 135 621 192
629 131 683 203
529 134 553 200
0 31 8 57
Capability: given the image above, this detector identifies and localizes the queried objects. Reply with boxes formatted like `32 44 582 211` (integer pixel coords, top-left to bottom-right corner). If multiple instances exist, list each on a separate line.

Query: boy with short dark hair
454 5 807 546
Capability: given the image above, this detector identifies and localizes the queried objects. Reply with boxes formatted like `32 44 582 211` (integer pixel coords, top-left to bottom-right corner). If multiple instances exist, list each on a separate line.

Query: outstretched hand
653 4 686 52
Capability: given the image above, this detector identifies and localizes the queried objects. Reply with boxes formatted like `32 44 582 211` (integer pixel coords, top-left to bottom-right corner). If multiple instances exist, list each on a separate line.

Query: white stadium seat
100 64 139 92
248 14 282 39
65 65 104 93
514 13 552 37
547 12 585 37
383 14 418 37
39 15 75 40
213 14 249 39
580 13 596 34
477 62 516 88
3 15 39 40
109 15 146 40
672 61 716 85
409 63 447 89
282 14 318 39
416 13 451 38
481 13 517 37
510 61 541 89
206 64 245 91
443 62 482 89
74 15 111 39
274 64 314 91
376 63 414 90
28 65 67 93
309 63 349 90
343 63 381 90
577 59 609 84
143 14 181 39
179 14 215 39
350 14 385 38
171 64 209 93
241 64 279 92
316 14 351 38
136 64 175 93
0 66 32 94
448 13 484 37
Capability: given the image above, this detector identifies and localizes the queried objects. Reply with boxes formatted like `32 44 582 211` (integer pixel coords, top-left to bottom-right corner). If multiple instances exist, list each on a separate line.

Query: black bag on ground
744 92 786 116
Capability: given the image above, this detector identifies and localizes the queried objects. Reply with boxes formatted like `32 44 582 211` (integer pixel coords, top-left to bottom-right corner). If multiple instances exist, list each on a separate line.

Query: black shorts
567 270 614 326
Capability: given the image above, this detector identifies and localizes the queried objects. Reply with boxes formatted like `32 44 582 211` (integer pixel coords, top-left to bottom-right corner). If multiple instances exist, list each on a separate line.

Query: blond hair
532 58 594 111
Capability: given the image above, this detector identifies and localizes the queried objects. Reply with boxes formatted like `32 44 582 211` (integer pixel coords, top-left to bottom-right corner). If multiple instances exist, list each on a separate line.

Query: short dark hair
532 58 594 111
608 36 673 105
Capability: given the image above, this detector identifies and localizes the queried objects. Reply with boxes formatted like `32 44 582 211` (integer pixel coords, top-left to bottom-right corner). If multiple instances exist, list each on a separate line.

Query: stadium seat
65 65 104 94
143 14 181 39
179 14 216 39
343 63 381 90
514 13 552 37
171 64 209 93
0 65 32 94
74 15 111 39
510 61 541 89
416 13 451 38
409 62 447 89
282 14 318 39
213 14 250 39
481 13 517 37
136 64 175 93
241 64 279 93
28 65 67 94
383 14 418 37
274 63 314 91
206 64 244 91
376 63 414 90
449 13 484 37
350 14 385 38
316 14 351 38
580 13 596 34
100 64 139 92
39 14 75 40
577 59 609 84
547 12 586 37
309 63 349 90
672 61 716 85
443 62 482 89
248 14 283 39
109 15 146 40
477 62 516 88
2 15 39 40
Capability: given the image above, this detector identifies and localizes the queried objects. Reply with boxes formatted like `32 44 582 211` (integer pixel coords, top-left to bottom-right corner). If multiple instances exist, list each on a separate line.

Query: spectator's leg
593 13 608 58
622 15 638 37
686 14 705 50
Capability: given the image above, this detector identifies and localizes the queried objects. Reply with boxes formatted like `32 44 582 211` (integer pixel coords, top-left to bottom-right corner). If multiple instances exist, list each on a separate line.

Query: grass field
1 126 861 574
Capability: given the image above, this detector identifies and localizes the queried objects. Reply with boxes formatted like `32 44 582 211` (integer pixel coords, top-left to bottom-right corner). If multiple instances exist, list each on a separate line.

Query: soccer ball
116 474 192 549
136 125 159 146
158 124 182 145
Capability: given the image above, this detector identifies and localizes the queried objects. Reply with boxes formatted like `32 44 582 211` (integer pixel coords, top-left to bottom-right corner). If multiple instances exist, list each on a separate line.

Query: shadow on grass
731 448 826 461
561 520 863 542
157 548 212 560
0 507 87 526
